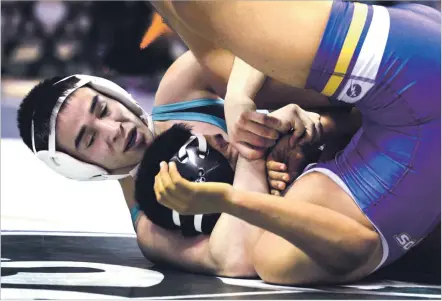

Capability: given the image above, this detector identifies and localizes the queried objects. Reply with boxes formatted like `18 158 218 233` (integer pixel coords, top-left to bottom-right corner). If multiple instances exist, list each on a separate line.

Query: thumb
168 162 183 183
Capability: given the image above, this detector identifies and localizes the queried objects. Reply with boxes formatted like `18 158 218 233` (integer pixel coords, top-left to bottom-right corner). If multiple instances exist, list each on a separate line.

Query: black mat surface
1 231 440 299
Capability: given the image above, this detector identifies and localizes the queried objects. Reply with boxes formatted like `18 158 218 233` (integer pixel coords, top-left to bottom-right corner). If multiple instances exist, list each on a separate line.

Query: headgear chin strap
31 74 155 181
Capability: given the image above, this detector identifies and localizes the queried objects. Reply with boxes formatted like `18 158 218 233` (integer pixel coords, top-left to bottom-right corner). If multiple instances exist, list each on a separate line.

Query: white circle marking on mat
2 261 164 287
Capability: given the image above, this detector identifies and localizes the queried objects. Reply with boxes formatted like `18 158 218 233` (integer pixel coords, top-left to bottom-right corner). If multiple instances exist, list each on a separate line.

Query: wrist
221 185 241 215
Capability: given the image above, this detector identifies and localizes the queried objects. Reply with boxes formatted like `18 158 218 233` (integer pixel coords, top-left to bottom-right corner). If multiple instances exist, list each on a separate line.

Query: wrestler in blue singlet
304 0 440 270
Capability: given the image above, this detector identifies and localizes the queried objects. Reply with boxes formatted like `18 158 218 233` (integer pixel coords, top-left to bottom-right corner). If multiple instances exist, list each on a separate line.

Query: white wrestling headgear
30 74 155 181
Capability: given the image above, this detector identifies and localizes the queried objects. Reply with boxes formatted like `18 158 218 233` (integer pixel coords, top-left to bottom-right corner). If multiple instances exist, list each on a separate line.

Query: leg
252 171 383 285
167 1 333 88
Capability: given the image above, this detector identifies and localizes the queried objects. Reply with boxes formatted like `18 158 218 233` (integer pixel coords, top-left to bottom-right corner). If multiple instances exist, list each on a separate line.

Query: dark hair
16 75 81 153
135 123 193 229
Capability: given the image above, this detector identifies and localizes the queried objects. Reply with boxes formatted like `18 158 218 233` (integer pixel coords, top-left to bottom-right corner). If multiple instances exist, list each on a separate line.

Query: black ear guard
140 134 234 237
169 134 234 185
169 134 233 236
168 134 233 236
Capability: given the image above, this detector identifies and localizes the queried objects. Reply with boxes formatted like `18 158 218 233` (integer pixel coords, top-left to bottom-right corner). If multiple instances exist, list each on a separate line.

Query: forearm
224 188 378 275
224 57 266 132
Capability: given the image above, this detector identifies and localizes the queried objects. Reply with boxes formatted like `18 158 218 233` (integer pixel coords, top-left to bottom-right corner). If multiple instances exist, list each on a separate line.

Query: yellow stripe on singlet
321 3 368 97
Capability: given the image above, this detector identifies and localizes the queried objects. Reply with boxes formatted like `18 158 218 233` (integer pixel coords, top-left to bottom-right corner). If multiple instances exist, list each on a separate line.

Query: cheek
86 142 111 164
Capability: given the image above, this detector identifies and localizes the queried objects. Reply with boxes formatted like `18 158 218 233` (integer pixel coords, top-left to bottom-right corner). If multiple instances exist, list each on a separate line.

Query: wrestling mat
1 96 441 299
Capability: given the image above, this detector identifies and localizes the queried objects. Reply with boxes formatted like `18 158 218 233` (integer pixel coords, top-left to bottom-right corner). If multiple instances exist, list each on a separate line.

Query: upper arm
135 213 218 274
254 172 382 284
154 51 218 106
119 177 216 274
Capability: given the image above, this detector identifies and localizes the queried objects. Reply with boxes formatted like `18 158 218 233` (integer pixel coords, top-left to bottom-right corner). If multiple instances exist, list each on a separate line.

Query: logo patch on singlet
346 82 362 98
339 79 375 103
394 233 416 251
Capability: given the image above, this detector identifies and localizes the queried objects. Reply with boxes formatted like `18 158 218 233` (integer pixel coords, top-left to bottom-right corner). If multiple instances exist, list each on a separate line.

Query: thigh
305 1 440 127
393 3 441 24
170 1 333 88
315 119 441 269
359 6 440 127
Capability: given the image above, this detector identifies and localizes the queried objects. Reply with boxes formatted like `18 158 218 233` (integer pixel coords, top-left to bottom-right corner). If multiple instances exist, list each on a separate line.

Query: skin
56 50 338 175
51 49 362 278
146 1 386 284
56 87 154 174
155 1 332 89
150 2 340 159
154 132 381 284
55 49 357 195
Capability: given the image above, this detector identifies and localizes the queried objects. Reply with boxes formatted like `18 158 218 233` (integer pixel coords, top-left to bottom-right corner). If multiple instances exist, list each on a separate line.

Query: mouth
124 127 139 152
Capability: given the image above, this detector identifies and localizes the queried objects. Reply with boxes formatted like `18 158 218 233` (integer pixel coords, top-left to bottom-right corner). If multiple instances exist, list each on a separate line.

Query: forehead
58 87 96 123
54 87 95 152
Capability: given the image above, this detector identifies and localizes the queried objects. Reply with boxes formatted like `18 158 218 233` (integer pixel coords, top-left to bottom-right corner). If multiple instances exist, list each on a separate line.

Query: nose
96 119 123 145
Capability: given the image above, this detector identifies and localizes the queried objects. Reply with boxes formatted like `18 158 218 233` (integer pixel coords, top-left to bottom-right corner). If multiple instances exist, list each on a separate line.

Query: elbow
217 263 257 278
327 229 381 277
214 255 257 278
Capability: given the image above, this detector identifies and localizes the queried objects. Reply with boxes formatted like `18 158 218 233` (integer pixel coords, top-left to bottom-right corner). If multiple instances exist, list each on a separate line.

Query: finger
236 128 276 148
290 128 305 147
268 170 291 182
236 143 266 160
238 112 279 140
269 180 286 191
300 120 316 145
154 174 165 200
159 161 173 188
290 116 306 146
270 189 281 196
243 112 289 133
266 160 287 171
168 161 184 185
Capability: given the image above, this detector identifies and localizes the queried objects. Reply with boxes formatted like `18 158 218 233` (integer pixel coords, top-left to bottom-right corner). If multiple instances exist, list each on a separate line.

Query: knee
252 246 286 284
252 243 307 285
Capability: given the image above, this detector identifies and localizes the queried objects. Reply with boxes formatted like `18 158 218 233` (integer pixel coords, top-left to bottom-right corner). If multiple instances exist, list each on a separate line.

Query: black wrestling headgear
135 124 234 237
167 133 233 236
169 133 234 184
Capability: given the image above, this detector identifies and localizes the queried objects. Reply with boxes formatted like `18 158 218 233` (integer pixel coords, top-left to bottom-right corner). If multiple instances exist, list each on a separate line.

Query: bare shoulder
119 177 138 209
285 171 373 230
155 51 215 106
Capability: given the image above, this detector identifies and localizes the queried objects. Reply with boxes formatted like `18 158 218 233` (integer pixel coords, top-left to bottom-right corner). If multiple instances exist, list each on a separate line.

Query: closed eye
87 133 96 148
100 104 109 118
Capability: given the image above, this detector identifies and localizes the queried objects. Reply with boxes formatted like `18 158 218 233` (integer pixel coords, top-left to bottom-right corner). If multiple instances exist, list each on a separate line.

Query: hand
266 135 320 196
266 160 291 196
154 161 233 215
228 107 292 161
268 104 323 148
